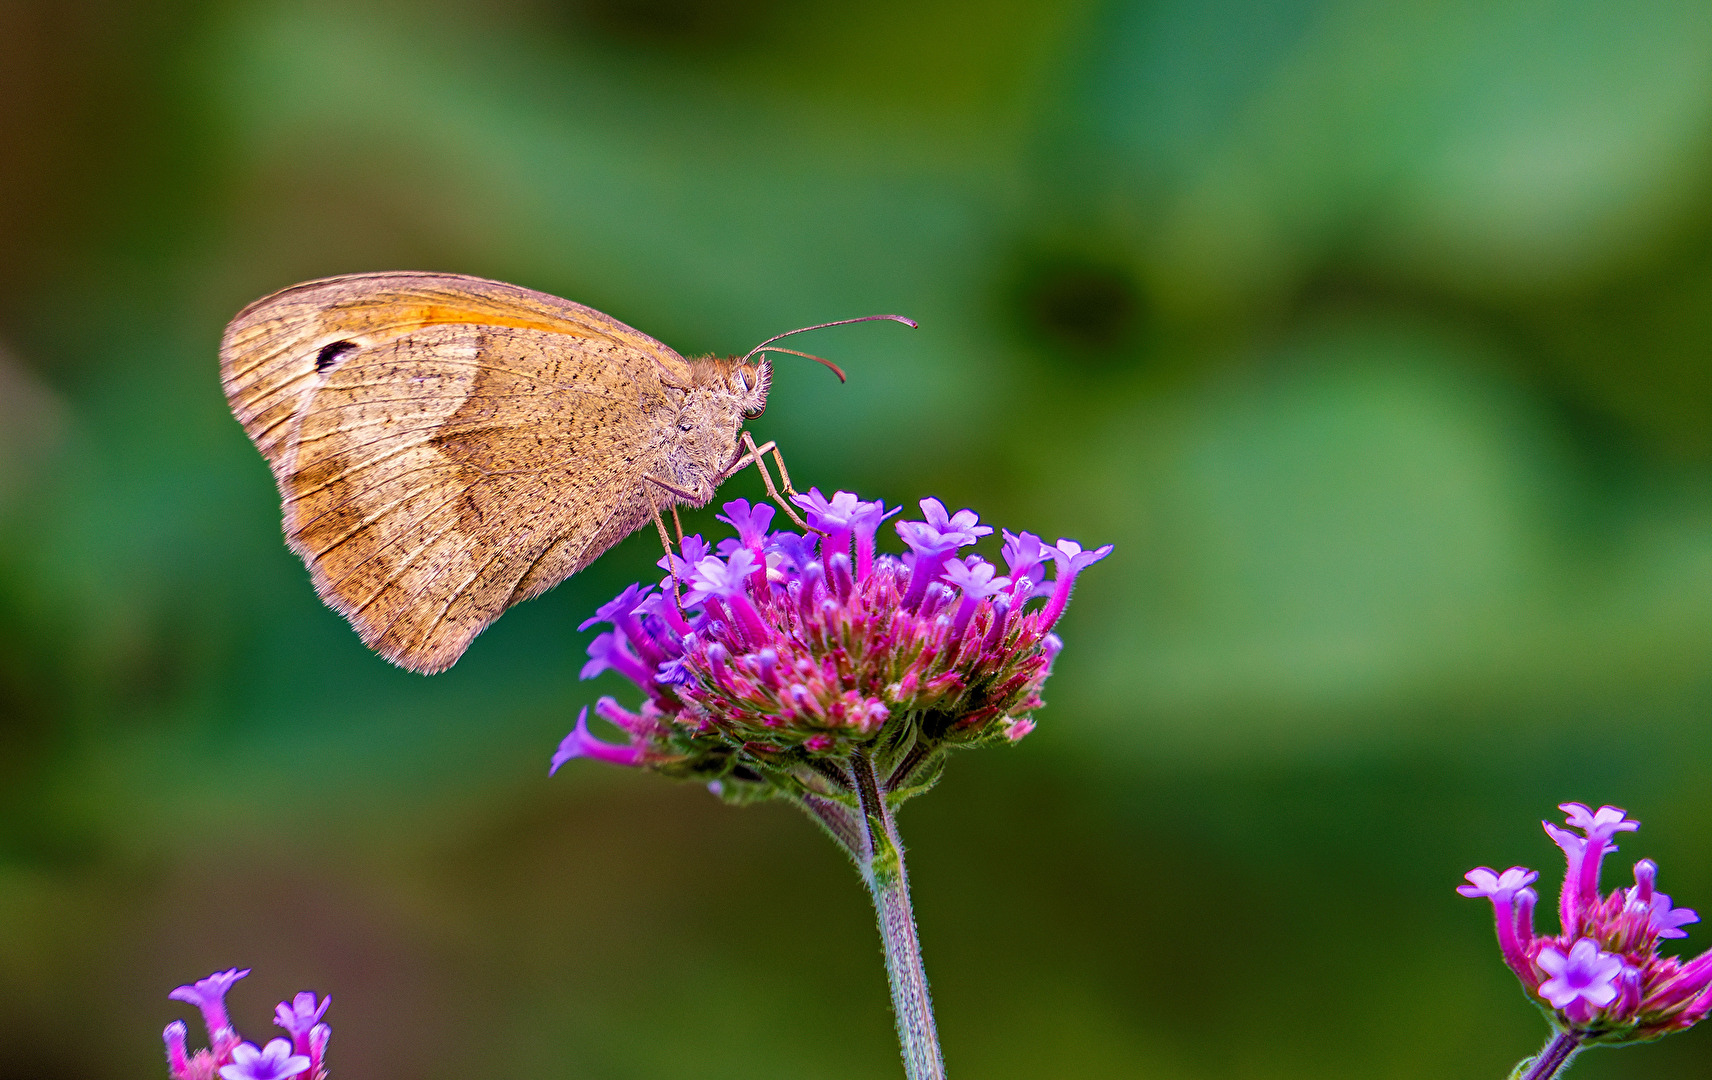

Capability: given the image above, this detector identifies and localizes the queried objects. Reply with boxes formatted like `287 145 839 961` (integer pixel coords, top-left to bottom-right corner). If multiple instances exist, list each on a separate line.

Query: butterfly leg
644 473 700 502
648 506 674 558
736 431 817 533
643 485 677 562
643 478 687 606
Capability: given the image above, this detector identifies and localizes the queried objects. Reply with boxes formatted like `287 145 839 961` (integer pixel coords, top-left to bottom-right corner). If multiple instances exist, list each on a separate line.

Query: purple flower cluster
1460 803 1712 1043
164 969 330 1080
553 491 1109 799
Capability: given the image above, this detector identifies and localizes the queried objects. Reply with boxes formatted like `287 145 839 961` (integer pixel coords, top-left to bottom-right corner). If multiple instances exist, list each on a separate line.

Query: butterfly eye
743 405 765 420
678 421 694 432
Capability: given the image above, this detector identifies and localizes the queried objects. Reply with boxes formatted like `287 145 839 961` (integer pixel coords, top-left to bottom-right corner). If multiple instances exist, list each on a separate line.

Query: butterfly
221 271 911 673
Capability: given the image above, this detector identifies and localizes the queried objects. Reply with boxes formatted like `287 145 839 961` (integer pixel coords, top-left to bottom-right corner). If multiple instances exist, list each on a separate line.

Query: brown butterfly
220 271 911 674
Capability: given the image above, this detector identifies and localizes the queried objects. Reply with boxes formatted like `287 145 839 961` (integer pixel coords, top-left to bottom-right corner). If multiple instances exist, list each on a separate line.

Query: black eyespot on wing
316 340 359 372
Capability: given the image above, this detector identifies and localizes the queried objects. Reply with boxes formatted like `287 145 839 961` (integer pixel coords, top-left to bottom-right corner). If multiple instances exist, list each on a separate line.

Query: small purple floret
550 706 643 772
849 497 901 579
1561 802 1641 843
1629 863 1703 940
1459 866 1539 975
1038 539 1115 630
1040 632 1063 675
273 992 330 1055
164 1021 191 1075
1537 938 1624 1011
580 632 652 687
717 499 776 548
942 556 1009 599
577 583 649 632
1650 894 1700 939
658 534 712 584
764 533 818 579
684 550 760 605
896 500 987 609
169 967 249 1041
217 1038 311 1080
919 498 992 542
942 557 1010 637
1459 866 1538 901
1001 530 1051 597
793 488 867 530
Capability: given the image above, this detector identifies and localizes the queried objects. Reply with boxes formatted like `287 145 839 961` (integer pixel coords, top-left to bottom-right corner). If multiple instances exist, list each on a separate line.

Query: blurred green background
4 0 1712 1076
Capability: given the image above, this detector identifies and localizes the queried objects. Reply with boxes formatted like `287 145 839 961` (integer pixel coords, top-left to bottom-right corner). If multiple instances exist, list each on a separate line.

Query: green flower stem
798 791 865 854
850 750 946 1080
1514 1031 1582 1080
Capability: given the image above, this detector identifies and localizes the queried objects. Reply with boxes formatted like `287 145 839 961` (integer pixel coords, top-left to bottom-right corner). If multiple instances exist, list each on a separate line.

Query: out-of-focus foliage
2 1 1712 1077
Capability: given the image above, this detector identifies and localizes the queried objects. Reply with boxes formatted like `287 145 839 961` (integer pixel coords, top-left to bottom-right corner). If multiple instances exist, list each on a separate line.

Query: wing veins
303 388 622 419
294 416 597 457
324 485 473 607
289 444 435 502
327 355 631 397
295 466 450 555
389 542 515 656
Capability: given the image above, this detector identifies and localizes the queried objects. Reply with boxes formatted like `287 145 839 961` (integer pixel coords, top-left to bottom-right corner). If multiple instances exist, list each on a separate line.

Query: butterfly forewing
220 272 694 673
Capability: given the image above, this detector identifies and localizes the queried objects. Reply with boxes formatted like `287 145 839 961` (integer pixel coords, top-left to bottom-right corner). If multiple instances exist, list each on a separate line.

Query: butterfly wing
221 272 690 673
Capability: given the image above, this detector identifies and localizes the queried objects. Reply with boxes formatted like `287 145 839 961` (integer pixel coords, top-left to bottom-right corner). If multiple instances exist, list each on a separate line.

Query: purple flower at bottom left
164 969 330 1080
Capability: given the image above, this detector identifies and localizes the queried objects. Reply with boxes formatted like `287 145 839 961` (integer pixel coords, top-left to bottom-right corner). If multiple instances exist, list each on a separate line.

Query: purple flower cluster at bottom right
1460 803 1712 1043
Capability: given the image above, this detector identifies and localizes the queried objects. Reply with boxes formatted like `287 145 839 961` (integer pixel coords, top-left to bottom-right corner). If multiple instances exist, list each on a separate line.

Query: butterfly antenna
738 314 917 367
756 346 847 383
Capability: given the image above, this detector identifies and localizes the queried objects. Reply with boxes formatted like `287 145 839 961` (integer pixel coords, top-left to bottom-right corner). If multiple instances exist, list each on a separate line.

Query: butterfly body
220 271 768 674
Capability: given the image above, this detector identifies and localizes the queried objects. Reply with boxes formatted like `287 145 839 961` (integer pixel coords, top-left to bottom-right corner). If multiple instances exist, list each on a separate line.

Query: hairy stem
797 792 865 856
1515 1030 1582 1080
850 750 946 1080
884 738 934 794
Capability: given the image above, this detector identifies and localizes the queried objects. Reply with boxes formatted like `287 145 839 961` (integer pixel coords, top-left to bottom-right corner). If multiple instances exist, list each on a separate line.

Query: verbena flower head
1459 803 1712 1043
164 970 329 1080
554 492 1110 803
